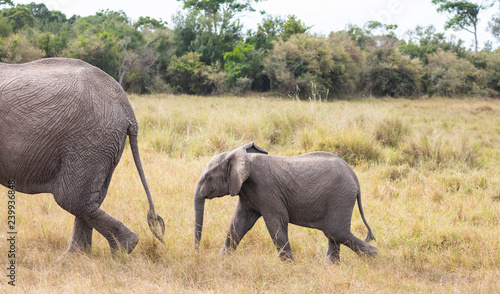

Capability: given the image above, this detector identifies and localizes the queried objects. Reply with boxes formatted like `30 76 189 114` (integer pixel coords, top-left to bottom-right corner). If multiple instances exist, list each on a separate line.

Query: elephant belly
288 201 328 229
0 131 62 194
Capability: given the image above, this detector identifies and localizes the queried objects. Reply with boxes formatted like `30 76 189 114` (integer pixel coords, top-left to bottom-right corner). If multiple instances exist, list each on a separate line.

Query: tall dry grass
1 95 499 293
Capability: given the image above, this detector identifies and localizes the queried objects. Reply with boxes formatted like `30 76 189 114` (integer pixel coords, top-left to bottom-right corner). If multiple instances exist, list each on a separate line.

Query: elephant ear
241 142 268 154
227 148 250 196
227 143 267 196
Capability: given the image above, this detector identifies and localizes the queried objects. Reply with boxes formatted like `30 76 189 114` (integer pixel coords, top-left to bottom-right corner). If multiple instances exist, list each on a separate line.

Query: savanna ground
1 94 499 293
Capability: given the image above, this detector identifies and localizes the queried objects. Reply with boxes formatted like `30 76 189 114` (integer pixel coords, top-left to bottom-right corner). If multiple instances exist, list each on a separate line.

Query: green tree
1 5 35 31
134 16 167 30
0 0 13 7
263 33 363 99
64 32 120 79
281 15 311 41
36 32 66 57
432 0 493 52
399 25 467 62
246 15 284 50
174 0 264 65
178 0 264 35
426 48 485 96
166 52 213 94
364 21 398 38
223 43 268 93
0 15 13 37
365 48 423 97
0 33 44 63
246 14 310 50
344 23 373 50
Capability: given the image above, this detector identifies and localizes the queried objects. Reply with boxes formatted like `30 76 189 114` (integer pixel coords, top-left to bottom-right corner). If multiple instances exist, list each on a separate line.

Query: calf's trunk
194 194 206 251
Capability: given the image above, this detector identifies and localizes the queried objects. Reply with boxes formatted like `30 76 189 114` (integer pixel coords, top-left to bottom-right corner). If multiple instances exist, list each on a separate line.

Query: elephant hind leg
53 169 138 254
66 216 93 254
326 238 341 263
338 233 378 258
84 208 139 253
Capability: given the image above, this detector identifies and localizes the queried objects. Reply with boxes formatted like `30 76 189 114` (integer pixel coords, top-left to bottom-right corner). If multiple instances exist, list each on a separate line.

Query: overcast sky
13 0 500 50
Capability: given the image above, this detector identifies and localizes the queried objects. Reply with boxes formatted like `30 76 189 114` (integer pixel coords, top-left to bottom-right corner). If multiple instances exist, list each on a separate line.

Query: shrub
298 125 383 165
484 49 500 95
63 32 120 79
0 33 44 63
0 15 12 37
263 33 363 99
401 130 482 169
165 52 214 95
333 127 383 165
426 49 485 97
327 32 364 95
365 49 423 97
375 116 409 147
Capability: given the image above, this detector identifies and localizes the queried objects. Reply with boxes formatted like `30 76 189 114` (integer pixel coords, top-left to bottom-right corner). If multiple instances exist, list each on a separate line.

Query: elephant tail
357 190 376 242
128 126 165 243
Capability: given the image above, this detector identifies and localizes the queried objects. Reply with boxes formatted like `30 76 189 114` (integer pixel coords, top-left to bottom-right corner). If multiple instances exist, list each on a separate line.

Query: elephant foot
219 245 236 256
55 251 72 263
55 247 90 263
57 242 92 263
112 230 139 254
278 251 294 262
326 257 340 264
364 245 378 258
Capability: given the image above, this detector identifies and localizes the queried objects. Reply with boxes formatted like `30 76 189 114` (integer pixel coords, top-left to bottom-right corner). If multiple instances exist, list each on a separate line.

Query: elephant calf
194 143 378 262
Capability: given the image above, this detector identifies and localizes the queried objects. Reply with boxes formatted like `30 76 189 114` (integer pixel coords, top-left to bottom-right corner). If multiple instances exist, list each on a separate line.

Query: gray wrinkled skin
0 58 164 256
194 143 378 263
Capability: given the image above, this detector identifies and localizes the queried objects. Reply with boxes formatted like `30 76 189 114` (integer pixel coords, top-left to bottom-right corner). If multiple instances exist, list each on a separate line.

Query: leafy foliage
166 52 215 94
426 48 485 96
0 1 499 98
365 49 423 97
431 0 493 52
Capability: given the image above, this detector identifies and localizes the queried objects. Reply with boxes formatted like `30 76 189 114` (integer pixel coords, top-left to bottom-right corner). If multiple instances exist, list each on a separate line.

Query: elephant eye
205 176 212 182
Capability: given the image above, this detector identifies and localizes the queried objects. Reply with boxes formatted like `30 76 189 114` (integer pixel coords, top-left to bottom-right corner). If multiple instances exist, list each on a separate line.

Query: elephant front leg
66 216 93 254
220 201 261 255
263 215 293 261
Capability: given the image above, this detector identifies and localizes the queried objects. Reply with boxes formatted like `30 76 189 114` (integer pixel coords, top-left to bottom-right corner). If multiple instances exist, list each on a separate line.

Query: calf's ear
241 142 268 154
227 148 251 196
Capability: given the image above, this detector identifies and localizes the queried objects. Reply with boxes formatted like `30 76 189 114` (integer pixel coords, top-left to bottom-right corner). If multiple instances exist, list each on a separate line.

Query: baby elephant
194 143 378 262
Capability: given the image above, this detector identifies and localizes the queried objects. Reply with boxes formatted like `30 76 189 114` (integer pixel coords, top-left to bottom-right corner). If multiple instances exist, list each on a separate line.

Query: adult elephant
0 58 165 255
194 143 378 262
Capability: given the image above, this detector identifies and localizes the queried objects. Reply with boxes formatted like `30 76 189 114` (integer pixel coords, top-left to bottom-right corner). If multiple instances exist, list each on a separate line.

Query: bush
298 125 383 165
166 52 215 95
263 33 362 99
332 127 383 165
484 49 500 95
327 32 364 95
63 32 120 79
401 130 482 169
0 33 44 63
426 49 485 97
223 44 267 93
0 15 12 37
365 49 423 97
375 116 409 147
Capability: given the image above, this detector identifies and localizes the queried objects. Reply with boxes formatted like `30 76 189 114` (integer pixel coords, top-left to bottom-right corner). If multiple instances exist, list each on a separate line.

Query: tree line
1 0 500 98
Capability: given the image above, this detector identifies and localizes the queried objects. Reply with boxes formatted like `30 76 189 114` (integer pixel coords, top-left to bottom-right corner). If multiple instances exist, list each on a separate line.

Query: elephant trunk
194 191 206 251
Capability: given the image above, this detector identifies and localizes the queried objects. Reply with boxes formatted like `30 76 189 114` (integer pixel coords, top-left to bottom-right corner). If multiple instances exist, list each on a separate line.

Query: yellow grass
1 95 499 293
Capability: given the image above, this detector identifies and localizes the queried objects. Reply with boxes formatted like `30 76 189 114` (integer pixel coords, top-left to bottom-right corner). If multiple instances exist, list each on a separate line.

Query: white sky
13 0 500 50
